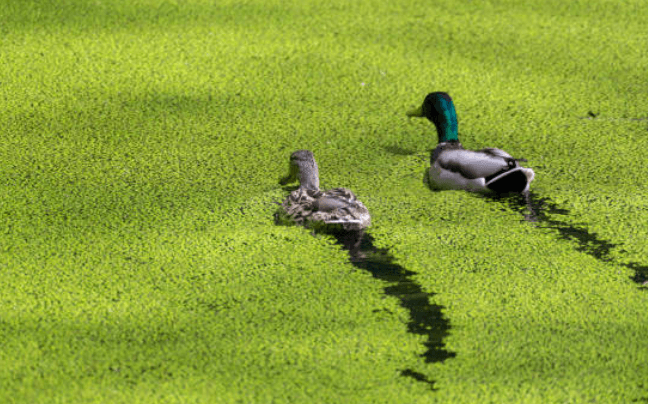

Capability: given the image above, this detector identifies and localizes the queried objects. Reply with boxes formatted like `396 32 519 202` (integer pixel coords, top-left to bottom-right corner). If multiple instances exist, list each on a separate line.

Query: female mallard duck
278 150 371 231
407 92 535 193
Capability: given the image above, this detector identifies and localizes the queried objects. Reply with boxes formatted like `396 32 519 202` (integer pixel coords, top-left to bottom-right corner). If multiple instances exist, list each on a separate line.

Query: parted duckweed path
1 0 648 403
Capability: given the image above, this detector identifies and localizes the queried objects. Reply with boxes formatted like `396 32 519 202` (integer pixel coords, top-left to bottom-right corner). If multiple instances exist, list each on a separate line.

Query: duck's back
281 187 370 230
429 143 535 192
434 146 514 179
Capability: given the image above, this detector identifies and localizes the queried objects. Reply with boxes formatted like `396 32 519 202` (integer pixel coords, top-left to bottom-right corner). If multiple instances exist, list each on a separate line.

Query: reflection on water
329 228 455 390
483 191 648 286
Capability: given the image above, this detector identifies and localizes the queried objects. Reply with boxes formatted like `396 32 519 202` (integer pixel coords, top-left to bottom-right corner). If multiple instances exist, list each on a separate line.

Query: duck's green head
278 149 320 191
407 92 459 143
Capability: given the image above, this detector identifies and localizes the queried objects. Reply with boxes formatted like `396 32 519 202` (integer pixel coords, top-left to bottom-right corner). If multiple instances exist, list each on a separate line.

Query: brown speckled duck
278 150 371 231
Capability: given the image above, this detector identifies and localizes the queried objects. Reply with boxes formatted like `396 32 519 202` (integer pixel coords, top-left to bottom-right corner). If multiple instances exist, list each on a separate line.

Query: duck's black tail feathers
486 167 533 193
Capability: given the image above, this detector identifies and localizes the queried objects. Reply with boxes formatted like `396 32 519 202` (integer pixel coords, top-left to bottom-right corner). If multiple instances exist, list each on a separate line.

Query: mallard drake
278 150 371 231
407 92 535 193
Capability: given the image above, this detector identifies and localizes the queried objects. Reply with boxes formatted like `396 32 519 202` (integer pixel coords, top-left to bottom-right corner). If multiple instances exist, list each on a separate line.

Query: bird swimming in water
278 150 371 231
408 92 535 193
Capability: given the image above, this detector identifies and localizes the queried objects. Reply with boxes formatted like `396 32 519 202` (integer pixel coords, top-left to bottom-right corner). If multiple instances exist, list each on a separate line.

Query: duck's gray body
430 142 535 193
279 150 371 231
409 92 535 193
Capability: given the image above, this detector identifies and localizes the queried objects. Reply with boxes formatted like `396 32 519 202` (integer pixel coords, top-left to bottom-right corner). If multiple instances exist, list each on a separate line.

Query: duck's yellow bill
406 106 423 117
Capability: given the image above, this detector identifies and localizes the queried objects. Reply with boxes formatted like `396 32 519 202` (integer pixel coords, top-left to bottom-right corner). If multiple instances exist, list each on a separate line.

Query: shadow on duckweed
327 228 456 390
481 191 648 287
382 145 417 156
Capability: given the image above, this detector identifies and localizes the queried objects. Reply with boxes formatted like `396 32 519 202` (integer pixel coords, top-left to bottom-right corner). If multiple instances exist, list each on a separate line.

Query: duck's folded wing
437 149 513 179
478 147 515 159
312 196 350 212
311 188 371 230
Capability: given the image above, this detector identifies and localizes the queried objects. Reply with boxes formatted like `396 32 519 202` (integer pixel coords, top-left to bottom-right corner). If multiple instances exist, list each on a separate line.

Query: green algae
1 0 648 403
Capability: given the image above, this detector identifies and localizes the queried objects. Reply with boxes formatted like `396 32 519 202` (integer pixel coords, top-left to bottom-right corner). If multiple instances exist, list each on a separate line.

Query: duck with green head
408 92 535 193
278 150 371 231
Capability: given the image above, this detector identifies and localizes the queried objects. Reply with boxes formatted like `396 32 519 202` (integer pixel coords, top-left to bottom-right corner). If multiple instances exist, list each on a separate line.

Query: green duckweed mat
1 0 647 403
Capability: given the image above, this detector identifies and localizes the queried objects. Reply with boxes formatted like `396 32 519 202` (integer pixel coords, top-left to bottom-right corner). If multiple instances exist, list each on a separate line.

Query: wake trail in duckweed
330 229 456 390
485 191 648 286
274 209 456 389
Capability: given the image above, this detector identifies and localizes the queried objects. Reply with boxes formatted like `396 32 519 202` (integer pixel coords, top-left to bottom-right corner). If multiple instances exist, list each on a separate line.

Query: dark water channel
275 186 456 390
329 229 455 390
482 191 648 286
274 183 647 391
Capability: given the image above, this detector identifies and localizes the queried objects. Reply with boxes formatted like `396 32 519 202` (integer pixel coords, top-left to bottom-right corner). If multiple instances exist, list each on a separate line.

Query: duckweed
1 0 647 403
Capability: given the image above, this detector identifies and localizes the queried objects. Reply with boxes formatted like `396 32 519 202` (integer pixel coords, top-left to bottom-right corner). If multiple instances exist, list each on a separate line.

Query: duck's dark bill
486 167 530 193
